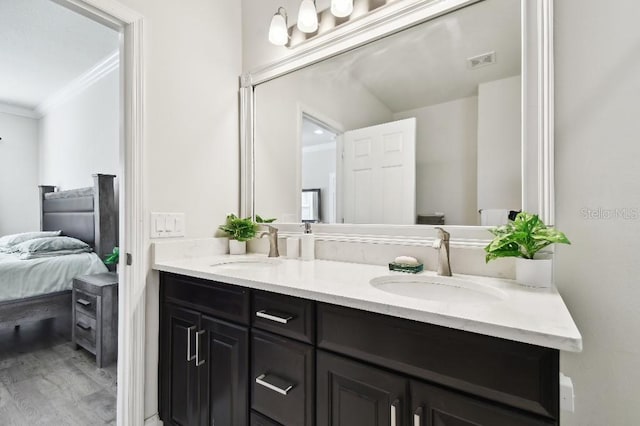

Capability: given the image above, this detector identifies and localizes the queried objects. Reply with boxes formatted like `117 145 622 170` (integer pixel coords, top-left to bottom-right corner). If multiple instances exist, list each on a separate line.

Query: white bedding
0 251 108 303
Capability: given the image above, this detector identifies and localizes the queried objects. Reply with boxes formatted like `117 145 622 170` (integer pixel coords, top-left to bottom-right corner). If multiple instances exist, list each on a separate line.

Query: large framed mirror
241 0 553 245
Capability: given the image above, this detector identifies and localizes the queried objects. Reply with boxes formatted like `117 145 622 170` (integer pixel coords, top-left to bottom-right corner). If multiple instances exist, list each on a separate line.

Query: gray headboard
39 174 117 260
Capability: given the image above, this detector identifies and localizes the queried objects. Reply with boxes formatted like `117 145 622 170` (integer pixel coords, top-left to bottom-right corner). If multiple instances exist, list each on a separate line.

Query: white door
342 118 416 224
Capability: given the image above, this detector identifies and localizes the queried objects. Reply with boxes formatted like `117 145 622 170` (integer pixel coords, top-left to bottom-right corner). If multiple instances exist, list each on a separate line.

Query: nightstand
72 272 118 367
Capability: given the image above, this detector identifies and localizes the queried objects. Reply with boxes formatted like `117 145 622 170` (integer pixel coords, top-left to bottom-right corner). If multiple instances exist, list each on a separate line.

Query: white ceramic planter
515 258 553 288
229 240 247 255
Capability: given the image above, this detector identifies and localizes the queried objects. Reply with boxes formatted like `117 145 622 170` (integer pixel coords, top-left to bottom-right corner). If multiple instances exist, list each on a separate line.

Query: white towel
480 209 510 226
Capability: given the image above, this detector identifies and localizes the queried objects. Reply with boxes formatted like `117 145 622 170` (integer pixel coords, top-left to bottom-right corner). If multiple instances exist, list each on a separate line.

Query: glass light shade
297 0 318 33
331 0 353 17
269 12 288 46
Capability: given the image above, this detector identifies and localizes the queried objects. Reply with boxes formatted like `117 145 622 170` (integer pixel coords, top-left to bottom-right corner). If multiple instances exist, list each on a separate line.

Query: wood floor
0 316 117 425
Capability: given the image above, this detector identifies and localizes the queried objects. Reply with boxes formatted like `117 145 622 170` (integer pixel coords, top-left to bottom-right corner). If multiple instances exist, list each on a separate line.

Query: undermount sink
370 275 507 304
210 257 282 271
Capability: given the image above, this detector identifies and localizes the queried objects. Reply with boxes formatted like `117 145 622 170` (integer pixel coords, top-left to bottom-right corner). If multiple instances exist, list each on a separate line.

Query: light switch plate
151 212 185 238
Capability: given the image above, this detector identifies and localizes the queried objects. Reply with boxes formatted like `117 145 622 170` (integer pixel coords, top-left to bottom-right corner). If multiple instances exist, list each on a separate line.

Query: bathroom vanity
155 254 581 426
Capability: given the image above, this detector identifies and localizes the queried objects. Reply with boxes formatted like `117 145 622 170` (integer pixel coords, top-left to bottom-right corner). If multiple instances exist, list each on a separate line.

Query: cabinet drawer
74 289 97 318
317 303 559 419
252 290 315 344
251 411 283 426
75 311 97 352
161 272 250 325
251 330 314 426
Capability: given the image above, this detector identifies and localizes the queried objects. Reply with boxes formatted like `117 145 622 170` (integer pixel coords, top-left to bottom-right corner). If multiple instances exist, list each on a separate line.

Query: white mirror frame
240 0 554 248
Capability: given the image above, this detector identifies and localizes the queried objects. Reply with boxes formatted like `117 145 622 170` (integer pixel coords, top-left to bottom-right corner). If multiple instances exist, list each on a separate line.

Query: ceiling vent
467 51 496 69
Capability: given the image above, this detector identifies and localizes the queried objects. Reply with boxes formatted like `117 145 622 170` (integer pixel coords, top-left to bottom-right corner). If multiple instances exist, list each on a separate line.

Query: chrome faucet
432 227 452 276
260 225 280 258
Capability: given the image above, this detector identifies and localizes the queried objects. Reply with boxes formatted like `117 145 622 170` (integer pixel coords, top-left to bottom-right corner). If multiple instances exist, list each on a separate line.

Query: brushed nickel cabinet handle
77 299 91 307
195 330 205 367
256 310 294 324
255 373 294 395
414 406 423 426
391 399 400 426
186 326 196 362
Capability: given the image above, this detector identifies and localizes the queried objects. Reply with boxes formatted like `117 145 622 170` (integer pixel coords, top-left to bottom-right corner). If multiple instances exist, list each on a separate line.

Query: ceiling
308 0 521 112
302 116 338 147
0 0 119 110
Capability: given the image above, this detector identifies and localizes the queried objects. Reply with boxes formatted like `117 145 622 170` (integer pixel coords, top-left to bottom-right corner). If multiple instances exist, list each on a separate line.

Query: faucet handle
434 227 450 241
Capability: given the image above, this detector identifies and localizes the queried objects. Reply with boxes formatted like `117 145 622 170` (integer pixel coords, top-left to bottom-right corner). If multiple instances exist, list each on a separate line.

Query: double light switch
151 213 185 238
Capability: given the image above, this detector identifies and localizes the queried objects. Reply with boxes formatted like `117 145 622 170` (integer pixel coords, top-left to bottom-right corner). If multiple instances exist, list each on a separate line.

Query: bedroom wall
38 69 119 190
0 112 40 236
393 96 478 226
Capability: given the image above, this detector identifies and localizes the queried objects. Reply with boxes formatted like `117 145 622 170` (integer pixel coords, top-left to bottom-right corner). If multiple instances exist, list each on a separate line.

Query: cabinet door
410 380 556 426
317 350 407 426
199 315 249 426
160 304 201 426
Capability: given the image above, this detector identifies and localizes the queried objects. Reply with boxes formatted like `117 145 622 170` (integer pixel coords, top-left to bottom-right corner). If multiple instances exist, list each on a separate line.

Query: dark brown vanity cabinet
159 272 561 426
160 273 250 426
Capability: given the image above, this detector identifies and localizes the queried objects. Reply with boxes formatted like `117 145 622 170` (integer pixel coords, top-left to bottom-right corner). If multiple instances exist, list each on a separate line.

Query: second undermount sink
370 274 507 304
210 257 282 271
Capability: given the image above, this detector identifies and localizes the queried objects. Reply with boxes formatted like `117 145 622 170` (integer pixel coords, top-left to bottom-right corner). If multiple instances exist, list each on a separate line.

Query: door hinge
126 253 133 266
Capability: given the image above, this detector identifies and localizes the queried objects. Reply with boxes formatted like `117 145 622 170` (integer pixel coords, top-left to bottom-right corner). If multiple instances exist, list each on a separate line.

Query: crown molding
36 49 120 117
0 101 39 119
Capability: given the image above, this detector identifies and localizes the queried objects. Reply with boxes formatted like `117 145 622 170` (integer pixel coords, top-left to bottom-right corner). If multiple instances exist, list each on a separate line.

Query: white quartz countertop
153 254 582 352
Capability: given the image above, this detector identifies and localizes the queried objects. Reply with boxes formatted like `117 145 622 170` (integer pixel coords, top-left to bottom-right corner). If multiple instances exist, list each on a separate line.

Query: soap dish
388 262 424 274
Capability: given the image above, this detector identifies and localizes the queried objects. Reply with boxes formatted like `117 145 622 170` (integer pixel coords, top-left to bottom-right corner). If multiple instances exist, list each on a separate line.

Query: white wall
555 0 640 424
0 112 39 235
477 75 521 213
39 69 119 189
394 97 478 226
112 0 243 419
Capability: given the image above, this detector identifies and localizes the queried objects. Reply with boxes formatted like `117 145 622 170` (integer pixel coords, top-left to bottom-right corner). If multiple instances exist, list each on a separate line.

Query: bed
0 174 117 328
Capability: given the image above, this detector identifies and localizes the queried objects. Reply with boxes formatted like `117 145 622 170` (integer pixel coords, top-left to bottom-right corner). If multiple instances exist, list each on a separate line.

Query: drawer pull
391 399 399 426
77 298 91 307
413 406 423 426
256 310 294 324
255 373 294 395
195 330 205 367
186 326 196 362
76 322 91 331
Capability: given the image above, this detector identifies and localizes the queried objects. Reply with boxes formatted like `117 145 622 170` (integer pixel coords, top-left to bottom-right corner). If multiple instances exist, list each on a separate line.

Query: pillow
0 231 62 251
12 236 91 255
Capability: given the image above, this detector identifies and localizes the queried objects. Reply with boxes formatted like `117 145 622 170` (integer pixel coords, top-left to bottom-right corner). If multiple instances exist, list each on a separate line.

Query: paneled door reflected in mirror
254 0 522 227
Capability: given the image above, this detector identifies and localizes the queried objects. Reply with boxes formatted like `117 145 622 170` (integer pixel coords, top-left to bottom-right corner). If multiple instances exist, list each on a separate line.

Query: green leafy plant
485 212 570 262
255 215 276 224
218 214 259 242
104 247 119 265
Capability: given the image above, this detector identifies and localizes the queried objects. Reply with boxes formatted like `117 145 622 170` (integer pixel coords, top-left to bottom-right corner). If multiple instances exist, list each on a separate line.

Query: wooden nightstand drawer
75 311 97 351
74 289 97 318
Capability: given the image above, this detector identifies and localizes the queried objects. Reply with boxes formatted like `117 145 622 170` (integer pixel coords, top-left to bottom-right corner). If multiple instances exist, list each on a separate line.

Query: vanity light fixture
331 0 353 18
297 0 319 33
269 7 289 46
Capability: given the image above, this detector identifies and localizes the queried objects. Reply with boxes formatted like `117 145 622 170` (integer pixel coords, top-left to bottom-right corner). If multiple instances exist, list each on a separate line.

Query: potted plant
218 214 259 255
485 212 570 287
104 247 119 272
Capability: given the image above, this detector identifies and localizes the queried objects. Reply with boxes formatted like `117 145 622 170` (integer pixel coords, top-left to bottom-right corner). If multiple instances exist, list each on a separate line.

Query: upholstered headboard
39 174 117 259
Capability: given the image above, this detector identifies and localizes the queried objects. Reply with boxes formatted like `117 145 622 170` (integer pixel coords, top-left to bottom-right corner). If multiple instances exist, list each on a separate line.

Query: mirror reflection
255 0 522 226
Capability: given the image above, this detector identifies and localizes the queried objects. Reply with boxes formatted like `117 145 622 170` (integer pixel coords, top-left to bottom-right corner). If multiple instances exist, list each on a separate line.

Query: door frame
53 0 147 424
297 106 344 223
